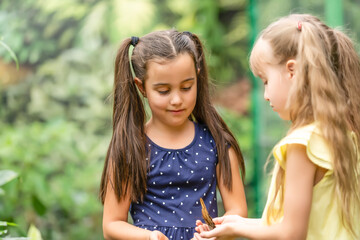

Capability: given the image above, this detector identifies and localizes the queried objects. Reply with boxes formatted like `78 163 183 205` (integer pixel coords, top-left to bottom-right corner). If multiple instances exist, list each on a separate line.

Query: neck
146 117 192 134
145 118 195 149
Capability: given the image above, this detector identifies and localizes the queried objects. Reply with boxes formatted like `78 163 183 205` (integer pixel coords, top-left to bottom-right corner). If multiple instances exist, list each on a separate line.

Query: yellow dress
261 123 360 239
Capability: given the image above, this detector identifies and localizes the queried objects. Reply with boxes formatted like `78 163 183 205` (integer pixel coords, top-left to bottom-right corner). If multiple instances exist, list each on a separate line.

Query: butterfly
200 198 216 230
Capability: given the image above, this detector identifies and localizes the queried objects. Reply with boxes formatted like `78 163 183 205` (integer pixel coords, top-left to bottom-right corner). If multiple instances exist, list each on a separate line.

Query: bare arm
194 147 248 239
194 147 247 235
217 147 248 217
103 183 167 240
199 144 316 240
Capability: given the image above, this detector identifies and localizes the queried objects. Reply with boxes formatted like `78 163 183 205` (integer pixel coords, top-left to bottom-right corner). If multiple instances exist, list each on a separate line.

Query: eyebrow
152 78 195 87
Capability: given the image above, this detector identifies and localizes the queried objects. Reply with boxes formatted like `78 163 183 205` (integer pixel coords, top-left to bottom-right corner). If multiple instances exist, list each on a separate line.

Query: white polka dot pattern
130 122 218 239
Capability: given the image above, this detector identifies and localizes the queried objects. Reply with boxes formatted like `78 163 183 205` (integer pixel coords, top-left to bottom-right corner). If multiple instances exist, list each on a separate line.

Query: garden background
1 0 359 239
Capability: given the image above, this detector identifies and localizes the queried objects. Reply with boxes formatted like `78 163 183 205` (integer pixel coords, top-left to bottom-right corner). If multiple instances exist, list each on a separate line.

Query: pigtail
100 38 147 204
332 29 360 236
191 33 245 189
291 18 360 237
333 29 360 135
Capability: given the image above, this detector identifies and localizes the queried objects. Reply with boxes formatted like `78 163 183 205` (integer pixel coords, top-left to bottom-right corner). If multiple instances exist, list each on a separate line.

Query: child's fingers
149 230 169 240
199 226 226 238
212 216 224 224
195 223 210 233
192 232 200 240
196 220 204 226
193 232 216 240
195 220 203 233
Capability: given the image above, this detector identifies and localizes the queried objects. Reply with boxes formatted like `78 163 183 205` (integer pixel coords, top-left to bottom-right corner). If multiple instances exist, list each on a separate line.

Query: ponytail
191 33 245 188
100 38 148 204
331 29 360 236
333 29 360 135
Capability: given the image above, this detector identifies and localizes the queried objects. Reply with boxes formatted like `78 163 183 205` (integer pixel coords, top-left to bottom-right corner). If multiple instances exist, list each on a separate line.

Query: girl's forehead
250 39 274 75
145 53 196 83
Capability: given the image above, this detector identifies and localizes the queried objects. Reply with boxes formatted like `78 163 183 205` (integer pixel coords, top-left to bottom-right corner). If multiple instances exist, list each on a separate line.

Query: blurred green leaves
0 0 250 82
0 119 105 239
0 1 250 237
0 170 18 188
0 38 19 69
0 0 97 65
2 0 359 239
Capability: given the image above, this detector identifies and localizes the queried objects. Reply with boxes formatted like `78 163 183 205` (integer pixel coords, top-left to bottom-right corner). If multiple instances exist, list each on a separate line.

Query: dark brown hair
100 30 245 204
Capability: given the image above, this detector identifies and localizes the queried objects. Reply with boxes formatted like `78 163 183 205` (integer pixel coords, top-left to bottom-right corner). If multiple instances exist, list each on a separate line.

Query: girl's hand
195 223 235 239
197 214 244 229
192 232 217 240
195 220 211 233
149 230 169 240
195 216 229 233
213 215 246 225
193 216 244 240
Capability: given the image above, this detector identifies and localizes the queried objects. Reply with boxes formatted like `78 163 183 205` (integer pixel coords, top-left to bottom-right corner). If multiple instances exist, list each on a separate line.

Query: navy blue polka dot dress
130 122 218 240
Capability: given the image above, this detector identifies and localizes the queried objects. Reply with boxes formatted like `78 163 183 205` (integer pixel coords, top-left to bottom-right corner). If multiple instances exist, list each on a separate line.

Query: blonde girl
195 14 360 240
99 30 247 240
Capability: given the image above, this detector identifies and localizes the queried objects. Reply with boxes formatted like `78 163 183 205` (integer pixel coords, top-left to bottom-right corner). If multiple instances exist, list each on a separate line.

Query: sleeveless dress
130 122 218 239
262 123 360 239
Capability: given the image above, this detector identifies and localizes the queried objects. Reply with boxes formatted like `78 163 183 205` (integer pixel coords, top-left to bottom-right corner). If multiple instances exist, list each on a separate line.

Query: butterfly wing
200 198 216 230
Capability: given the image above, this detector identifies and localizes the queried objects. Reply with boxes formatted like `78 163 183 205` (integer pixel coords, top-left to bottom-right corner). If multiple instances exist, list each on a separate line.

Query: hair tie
183 31 193 37
131 36 139 46
297 21 302 31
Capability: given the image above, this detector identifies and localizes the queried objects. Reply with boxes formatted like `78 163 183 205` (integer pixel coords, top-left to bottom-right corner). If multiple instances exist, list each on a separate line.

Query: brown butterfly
200 198 216 230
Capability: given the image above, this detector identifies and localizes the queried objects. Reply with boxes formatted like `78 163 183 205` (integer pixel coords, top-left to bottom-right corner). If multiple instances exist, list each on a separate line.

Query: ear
197 68 200 74
286 59 296 80
134 77 146 97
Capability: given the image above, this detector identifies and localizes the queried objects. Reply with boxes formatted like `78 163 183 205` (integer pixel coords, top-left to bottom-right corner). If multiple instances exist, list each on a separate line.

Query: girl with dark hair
99 30 247 240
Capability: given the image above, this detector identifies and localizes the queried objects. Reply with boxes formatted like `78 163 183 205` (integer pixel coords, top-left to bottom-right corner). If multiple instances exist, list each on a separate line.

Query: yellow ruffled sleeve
273 123 333 171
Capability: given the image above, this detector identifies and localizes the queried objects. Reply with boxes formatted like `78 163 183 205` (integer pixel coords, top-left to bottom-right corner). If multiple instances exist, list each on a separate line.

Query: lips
169 109 184 113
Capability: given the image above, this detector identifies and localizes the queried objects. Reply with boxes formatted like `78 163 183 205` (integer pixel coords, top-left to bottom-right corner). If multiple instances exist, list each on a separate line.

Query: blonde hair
250 14 360 237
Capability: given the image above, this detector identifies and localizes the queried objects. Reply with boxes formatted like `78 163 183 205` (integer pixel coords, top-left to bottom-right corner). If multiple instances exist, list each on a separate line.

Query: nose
263 89 269 101
170 91 182 105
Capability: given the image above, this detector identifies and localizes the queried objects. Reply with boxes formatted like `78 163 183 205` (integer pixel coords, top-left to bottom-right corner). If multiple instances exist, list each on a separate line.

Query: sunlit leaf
0 221 17 227
0 229 8 236
0 170 18 187
27 224 43 240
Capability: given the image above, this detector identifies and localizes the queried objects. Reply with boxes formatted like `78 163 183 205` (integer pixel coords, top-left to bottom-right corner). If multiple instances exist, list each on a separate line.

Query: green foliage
0 120 105 239
1 0 360 239
159 0 249 83
0 38 19 69
0 44 114 238
0 0 100 65
0 170 18 189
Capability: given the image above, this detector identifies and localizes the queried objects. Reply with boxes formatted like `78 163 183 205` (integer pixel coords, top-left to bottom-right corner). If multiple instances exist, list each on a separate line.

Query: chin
278 114 291 121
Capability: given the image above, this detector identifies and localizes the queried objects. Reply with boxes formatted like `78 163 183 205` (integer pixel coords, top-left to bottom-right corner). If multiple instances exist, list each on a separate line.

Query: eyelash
158 90 169 95
158 86 192 95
